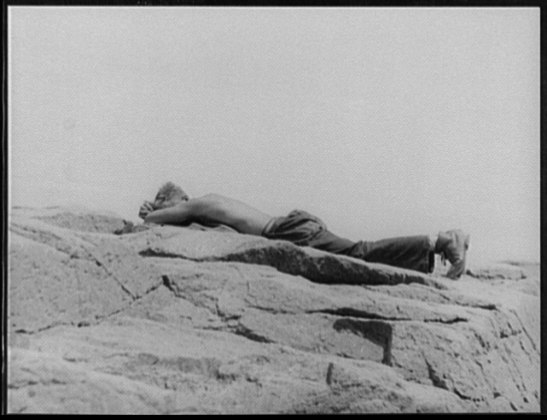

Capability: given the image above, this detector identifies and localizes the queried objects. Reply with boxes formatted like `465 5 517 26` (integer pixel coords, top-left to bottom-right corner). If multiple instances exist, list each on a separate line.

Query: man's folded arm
144 202 194 225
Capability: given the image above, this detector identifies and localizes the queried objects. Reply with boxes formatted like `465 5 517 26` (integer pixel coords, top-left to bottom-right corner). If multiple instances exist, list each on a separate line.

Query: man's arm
143 201 194 225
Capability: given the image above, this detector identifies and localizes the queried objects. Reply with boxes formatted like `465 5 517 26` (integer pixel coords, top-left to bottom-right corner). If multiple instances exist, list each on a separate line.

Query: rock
466 263 527 280
464 262 539 298
12 205 127 234
9 320 466 414
135 227 448 289
7 207 540 413
8 348 176 414
9 216 163 332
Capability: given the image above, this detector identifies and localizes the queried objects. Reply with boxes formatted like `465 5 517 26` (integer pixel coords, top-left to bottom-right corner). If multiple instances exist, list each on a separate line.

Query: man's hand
138 201 156 220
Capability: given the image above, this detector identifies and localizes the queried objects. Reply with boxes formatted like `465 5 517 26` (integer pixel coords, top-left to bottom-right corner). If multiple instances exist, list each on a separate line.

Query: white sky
9 6 540 263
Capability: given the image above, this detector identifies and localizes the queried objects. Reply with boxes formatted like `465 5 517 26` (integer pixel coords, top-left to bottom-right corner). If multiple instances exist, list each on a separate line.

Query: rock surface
7 207 540 413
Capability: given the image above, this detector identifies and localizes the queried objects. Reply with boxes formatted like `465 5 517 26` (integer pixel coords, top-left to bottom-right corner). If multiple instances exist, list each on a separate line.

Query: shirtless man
140 188 271 236
139 182 470 279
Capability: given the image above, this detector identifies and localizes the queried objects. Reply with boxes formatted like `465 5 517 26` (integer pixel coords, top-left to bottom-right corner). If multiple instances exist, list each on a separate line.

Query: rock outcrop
7 207 540 413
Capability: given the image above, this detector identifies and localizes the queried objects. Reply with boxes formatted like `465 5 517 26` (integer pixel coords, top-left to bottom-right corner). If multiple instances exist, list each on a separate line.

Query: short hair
156 182 189 201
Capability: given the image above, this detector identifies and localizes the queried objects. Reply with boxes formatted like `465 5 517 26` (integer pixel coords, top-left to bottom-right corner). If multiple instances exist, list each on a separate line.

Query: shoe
435 230 470 279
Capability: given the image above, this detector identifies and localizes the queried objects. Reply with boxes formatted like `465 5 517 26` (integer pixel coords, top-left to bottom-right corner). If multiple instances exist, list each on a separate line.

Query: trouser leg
306 228 357 254
265 210 435 274
344 235 435 273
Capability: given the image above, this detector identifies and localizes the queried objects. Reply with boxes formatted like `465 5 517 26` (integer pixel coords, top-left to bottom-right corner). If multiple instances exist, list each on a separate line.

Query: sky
8 6 540 263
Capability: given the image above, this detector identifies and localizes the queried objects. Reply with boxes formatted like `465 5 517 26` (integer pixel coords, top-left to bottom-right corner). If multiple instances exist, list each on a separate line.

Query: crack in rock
11 223 139 301
230 324 274 344
423 358 473 402
13 281 166 335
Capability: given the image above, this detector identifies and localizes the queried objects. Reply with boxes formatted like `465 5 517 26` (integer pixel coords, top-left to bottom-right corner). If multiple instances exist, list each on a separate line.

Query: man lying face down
139 182 469 279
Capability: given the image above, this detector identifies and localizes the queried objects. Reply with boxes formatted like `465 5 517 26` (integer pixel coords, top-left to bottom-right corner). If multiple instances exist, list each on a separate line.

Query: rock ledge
8 208 540 413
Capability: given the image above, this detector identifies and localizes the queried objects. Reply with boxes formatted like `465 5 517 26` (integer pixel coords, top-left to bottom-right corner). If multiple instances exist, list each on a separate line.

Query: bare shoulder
195 193 230 203
186 194 225 211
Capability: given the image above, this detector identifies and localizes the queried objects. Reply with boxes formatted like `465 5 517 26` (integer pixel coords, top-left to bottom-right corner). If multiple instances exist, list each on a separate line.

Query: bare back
187 194 272 236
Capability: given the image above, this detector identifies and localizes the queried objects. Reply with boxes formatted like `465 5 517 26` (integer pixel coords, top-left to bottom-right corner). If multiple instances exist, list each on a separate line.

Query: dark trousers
263 210 435 274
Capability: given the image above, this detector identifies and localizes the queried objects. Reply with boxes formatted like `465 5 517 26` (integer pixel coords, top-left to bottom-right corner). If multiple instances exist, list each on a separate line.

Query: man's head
153 182 189 210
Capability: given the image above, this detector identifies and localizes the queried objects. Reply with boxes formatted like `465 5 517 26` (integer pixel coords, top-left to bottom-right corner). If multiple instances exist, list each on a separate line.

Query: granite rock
7 208 540 413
